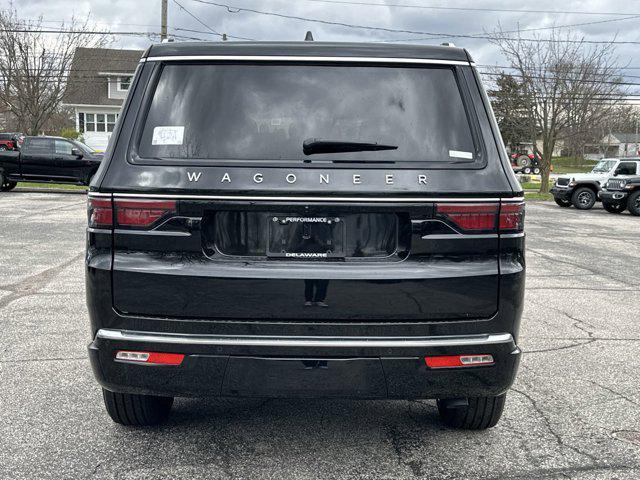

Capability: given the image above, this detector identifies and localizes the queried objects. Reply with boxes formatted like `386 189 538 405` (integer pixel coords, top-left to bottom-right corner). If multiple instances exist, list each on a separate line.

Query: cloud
13 0 640 78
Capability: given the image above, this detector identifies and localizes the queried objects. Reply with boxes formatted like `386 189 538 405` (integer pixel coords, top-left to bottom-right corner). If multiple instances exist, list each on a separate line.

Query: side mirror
71 147 83 158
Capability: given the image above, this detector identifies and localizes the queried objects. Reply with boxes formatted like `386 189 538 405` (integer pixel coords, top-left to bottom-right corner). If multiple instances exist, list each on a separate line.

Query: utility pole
161 0 168 41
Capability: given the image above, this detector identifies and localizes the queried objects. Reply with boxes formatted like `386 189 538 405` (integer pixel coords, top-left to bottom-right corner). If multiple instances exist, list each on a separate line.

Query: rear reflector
114 199 176 228
88 198 113 228
425 354 494 368
115 350 184 366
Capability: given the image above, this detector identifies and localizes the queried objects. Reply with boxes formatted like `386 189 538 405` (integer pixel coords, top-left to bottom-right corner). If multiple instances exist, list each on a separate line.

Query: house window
96 114 106 132
85 113 96 132
80 112 118 133
118 76 131 91
107 114 117 132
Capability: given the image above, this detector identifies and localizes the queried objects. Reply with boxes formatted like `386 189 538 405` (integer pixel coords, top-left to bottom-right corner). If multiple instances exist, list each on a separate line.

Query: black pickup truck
0 136 103 191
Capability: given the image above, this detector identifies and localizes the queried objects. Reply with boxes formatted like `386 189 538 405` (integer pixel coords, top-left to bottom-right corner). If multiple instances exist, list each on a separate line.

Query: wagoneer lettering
86 41 524 429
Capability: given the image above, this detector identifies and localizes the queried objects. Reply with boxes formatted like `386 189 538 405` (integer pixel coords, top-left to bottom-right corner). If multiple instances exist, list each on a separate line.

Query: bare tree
490 27 626 192
0 6 108 135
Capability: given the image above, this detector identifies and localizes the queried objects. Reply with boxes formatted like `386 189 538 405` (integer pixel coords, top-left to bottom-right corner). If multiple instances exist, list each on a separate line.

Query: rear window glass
138 64 478 165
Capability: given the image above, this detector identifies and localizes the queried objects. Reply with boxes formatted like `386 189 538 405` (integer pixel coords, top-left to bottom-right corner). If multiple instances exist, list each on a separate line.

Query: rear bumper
89 329 521 399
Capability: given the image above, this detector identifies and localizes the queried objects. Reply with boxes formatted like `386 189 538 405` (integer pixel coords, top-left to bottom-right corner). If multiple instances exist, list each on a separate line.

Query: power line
187 0 640 45
294 0 640 17
172 0 255 40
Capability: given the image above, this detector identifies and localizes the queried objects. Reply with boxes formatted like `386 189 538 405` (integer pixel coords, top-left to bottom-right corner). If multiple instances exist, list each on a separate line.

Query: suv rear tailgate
110 197 503 321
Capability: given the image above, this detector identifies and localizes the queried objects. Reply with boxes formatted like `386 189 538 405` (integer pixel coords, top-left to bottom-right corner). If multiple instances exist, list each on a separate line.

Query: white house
62 47 143 151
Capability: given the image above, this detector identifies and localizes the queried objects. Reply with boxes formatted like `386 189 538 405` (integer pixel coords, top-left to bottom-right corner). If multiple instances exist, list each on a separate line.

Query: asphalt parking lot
1 192 639 480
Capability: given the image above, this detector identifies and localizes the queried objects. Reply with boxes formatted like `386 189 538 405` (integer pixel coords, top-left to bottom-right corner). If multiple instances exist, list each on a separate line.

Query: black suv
601 176 640 215
86 42 525 429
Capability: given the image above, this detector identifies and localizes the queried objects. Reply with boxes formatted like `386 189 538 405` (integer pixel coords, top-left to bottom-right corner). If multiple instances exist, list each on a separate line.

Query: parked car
600 175 640 215
0 132 25 151
550 158 640 209
0 136 103 191
86 41 525 429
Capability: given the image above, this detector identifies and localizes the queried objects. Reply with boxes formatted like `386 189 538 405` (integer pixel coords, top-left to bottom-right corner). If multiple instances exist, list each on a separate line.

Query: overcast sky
11 0 640 92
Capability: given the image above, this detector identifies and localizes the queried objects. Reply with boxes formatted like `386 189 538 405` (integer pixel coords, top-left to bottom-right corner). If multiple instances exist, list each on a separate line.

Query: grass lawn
525 192 554 201
552 164 594 174
521 181 554 190
17 182 86 191
551 156 596 174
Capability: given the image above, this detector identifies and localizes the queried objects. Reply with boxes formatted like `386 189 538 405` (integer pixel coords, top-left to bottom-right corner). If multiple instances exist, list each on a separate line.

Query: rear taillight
436 203 498 232
435 202 525 234
88 198 113 228
114 199 176 228
499 202 525 233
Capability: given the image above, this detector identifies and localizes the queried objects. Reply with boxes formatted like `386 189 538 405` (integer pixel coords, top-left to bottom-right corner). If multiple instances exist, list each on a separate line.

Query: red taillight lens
436 203 498 232
436 202 525 234
114 199 176 228
499 202 525 232
115 350 184 366
425 354 494 368
88 198 113 228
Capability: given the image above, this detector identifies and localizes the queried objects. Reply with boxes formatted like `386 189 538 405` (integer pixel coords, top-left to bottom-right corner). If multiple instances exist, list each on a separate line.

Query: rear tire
533 167 541 174
523 167 532 174
437 394 506 430
517 155 530 167
571 187 596 210
554 197 572 208
627 191 640 216
1 174 17 191
102 388 173 426
602 201 626 214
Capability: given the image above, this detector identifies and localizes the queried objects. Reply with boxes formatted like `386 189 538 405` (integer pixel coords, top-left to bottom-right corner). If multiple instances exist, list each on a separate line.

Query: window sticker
152 126 185 145
449 150 473 160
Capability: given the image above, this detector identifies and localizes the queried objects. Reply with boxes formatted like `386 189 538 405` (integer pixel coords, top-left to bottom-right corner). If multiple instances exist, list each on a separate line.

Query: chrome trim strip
145 55 471 66
109 193 504 203
87 192 112 198
500 232 525 238
421 234 498 240
502 197 524 202
96 329 513 348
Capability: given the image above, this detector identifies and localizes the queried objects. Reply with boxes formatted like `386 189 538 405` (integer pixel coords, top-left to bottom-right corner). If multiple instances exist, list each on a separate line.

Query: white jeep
550 158 640 210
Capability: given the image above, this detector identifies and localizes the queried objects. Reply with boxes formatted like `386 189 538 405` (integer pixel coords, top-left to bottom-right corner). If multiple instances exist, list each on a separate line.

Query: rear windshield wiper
303 138 398 156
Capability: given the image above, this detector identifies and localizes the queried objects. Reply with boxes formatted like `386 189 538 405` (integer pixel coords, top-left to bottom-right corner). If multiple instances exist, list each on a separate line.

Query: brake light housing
435 201 524 234
88 198 113 228
115 199 176 228
88 197 177 229
499 202 525 233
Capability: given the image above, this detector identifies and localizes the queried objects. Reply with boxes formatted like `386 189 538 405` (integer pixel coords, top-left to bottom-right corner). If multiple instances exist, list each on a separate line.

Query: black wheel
102 388 173 426
533 167 541 174
523 167 532 174
571 187 596 210
628 191 640 216
437 394 506 430
602 201 626 214
1 174 17 191
0 145 7 151
517 155 530 167
554 197 572 208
